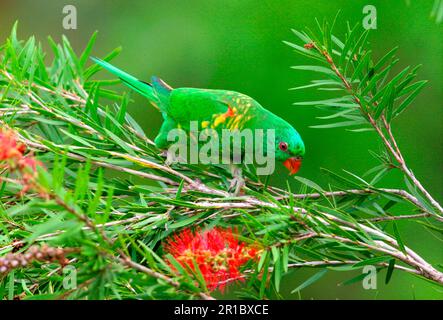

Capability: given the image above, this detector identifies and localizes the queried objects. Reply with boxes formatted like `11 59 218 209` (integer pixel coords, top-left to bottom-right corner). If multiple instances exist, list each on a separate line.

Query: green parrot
92 58 305 194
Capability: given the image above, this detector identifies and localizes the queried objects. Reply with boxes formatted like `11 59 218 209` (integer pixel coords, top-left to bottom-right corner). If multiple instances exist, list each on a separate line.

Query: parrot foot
161 150 186 166
229 177 245 196
228 166 245 196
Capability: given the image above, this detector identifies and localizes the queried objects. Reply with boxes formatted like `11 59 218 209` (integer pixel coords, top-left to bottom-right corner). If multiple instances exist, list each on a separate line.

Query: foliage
431 0 443 24
0 20 442 300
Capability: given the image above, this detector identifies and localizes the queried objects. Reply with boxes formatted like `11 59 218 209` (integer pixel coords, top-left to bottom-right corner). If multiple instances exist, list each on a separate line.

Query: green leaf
392 222 406 255
311 120 365 129
257 250 268 272
291 29 311 43
80 31 98 67
169 212 205 229
339 23 359 67
373 47 398 73
282 245 289 273
331 34 344 49
394 80 427 117
259 254 271 298
165 254 193 282
273 254 282 292
320 168 361 189
103 128 135 155
291 269 328 293
293 96 352 106
352 256 391 267
191 260 209 292
344 29 370 75
351 49 371 82
8 271 15 300
362 58 399 95
340 271 371 286
289 80 340 91
59 128 94 147
373 82 395 120
291 65 336 76
293 176 324 193
283 41 323 61
385 259 396 284
175 180 185 200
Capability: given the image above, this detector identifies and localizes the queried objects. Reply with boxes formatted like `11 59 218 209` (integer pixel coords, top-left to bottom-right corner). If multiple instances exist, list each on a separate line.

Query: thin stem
361 212 433 222
191 197 443 284
119 256 215 300
218 260 420 287
315 44 443 215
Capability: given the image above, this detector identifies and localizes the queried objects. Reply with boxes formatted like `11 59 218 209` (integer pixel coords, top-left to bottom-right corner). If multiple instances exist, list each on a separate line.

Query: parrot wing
167 88 266 131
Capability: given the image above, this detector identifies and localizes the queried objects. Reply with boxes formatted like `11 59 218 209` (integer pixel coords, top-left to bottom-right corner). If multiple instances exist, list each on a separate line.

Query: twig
119 256 215 300
314 44 443 215
217 260 420 287
362 212 432 222
192 196 443 284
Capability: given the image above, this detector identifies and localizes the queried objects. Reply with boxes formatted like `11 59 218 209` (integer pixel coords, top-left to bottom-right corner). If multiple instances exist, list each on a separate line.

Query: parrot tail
91 57 170 111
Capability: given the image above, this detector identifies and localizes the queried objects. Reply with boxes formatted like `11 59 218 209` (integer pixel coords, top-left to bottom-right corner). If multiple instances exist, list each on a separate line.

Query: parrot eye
279 142 288 152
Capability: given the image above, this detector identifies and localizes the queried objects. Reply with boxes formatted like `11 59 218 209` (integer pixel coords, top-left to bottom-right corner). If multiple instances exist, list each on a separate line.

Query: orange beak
283 157 302 175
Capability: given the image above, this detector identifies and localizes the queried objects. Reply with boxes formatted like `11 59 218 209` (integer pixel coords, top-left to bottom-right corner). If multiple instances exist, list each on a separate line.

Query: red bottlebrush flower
0 129 26 161
18 156 41 173
164 227 258 292
0 128 42 194
18 156 42 187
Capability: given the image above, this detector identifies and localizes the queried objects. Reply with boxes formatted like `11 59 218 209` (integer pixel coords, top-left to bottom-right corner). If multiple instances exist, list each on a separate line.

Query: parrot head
274 124 305 175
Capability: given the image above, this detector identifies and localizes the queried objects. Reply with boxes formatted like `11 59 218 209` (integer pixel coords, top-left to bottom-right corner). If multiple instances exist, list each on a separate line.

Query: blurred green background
1 0 441 299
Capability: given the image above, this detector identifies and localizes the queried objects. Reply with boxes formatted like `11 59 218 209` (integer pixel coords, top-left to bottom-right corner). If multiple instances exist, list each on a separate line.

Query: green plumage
92 58 305 164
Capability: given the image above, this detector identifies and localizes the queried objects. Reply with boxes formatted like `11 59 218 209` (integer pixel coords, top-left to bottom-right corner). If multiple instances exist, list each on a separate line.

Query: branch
187 195 443 284
314 44 443 215
119 256 215 300
217 260 420 287
362 213 433 222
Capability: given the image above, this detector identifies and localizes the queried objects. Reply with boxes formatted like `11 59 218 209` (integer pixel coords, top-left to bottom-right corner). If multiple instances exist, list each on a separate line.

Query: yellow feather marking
213 114 227 127
232 114 243 129
225 114 243 130
212 105 236 128
201 121 210 128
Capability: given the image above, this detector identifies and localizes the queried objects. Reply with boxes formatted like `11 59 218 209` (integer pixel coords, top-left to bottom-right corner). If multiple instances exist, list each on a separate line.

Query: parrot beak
283 157 302 175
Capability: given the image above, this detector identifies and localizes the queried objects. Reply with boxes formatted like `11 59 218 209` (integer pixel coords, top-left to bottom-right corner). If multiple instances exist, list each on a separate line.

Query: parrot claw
228 165 245 196
161 150 185 166
228 176 245 196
